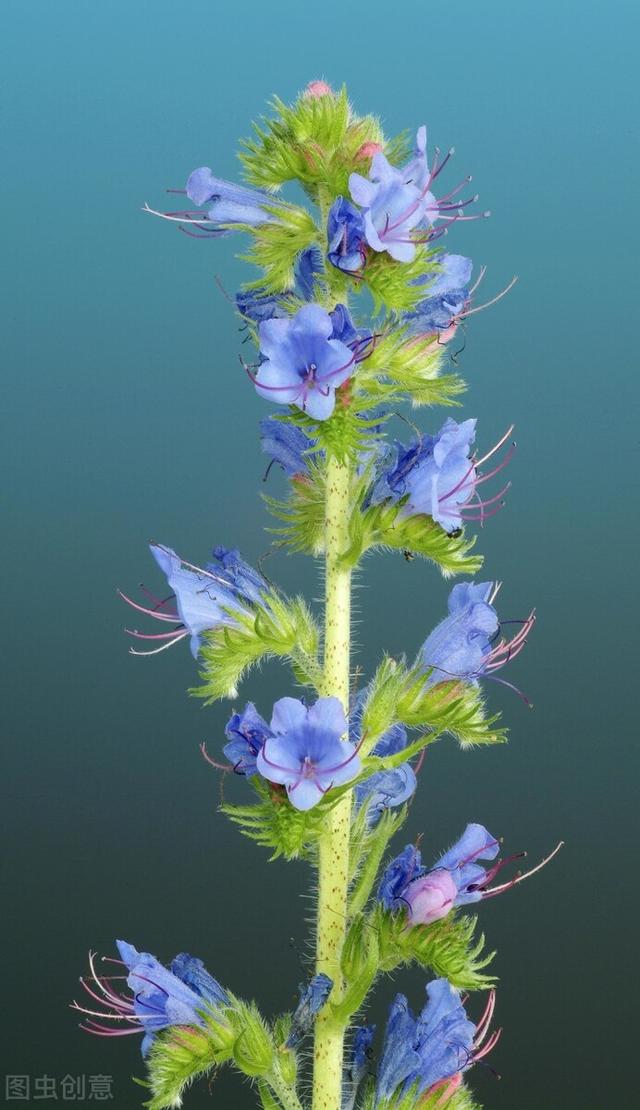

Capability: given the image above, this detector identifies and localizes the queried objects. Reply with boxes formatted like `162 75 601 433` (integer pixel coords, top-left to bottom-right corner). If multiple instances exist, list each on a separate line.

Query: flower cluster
83 83 561 1110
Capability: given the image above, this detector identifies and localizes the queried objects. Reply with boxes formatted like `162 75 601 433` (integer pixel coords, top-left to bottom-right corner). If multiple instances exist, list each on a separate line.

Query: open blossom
375 979 499 1104
256 696 361 811
73 942 228 1057
223 702 272 776
419 580 535 694
144 168 288 238
378 824 563 925
119 543 268 658
368 418 514 534
253 304 357 420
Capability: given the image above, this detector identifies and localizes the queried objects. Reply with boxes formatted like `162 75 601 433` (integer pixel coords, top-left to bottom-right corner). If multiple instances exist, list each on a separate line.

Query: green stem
264 1066 304 1110
312 452 353 1110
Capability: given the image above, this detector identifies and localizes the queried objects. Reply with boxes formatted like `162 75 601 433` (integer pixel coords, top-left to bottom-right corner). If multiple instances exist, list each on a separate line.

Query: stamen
200 741 233 772
117 590 181 622
484 841 564 896
461 276 518 318
129 632 189 656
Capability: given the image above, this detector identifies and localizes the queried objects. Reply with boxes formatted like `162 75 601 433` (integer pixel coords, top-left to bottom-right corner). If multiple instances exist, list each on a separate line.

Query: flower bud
305 79 333 98
404 870 458 925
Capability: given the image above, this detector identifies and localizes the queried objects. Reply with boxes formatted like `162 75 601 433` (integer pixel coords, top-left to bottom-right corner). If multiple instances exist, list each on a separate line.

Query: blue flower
253 304 356 421
186 166 284 228
376 979 493 1103
327 197 367 273
74 942 228 1057
351 694 416 823
349 149 429 263
120 543 269 658
404 253 473 336
378 825 500 924
368 418 478 533
256 696 361 811
236 288 291 324
223 702 272 776
260 416 315 477
286 973 333 1047
344 1025 376 1110
419 581 500 685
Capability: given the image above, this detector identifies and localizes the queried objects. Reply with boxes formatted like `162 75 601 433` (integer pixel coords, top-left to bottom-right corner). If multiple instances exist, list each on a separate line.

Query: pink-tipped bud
404 870 457 925
356 141 384 160
305 80 333 98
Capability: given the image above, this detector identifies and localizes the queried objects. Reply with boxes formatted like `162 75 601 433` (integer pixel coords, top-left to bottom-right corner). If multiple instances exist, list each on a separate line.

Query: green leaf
376 907 496 990
241 206 319 293
360 248 438 314
356 326 465 409
342 498 483 577
221 778 329 861
376 1082 483 1110
398 677 507 749
192 592 321 703
263 456 327 554
349 807 408 916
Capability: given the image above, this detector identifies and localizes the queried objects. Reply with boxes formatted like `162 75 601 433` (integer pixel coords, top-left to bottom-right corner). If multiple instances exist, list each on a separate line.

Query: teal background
2 1 638 1106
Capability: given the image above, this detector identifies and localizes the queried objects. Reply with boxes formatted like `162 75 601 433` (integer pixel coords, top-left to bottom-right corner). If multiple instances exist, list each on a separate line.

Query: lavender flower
73 942 228 1057
186 166 284 228
419 580 535 692
295 245 324 299
368 418 515 534
378 824 563 924
224 702 272 776
286 973 333 1047
253 304 356 421
236 288 291 325
327 197 367 273
375 979 499 1104
256 696 361 811
347 127 487 263
119 543 269 658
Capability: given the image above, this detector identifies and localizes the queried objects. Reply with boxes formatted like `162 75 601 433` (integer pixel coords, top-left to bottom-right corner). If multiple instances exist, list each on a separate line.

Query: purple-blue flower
327 197 367 272
236 288 291 324
344 1025 376 1110
378 825 500 924
260 416 315 477
120 543 269 658
368 418 479 533
74 942 228 1057
377 823 561 925
351 694 417 822
295 245 324 300
375 979 497 1104
418 581 536 688
186 166 284 228
286 973 333 1047
223 702 272 776
349 148 430 263
404 253 473 336
255 696 361 811
253 304 356 421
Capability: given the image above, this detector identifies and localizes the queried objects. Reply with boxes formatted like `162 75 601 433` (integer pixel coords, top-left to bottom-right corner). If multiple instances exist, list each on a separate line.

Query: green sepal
348 806 408 916
333 912 380 1022
272 1015 298 1087
341 498 482 577
192 591 321 702
263 458 327 555
375 1082 483 1110
257 1081 281 1110
142 1011 236 1110
397 673 507 748
356 321 465 410
239 87 386 200
375 906 496 990
241 206 319 293
221 777 329 860
229 999 275 1078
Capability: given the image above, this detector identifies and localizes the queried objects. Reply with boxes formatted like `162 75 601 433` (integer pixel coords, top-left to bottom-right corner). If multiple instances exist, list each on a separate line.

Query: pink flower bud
356 141 383 160
305 80 333 99
404 869 457 925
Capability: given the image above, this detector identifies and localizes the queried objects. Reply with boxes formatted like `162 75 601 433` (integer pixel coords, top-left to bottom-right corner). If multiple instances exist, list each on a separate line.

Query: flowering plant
75 82 561 1109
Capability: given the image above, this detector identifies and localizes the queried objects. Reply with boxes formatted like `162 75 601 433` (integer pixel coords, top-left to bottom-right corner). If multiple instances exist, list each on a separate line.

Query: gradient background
2 1 638 1106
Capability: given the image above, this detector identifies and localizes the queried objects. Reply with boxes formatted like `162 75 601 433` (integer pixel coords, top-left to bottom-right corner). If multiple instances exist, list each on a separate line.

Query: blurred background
2 1 638 1106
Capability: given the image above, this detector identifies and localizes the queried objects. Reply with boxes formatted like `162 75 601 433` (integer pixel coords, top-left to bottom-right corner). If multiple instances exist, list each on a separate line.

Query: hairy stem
265 1066 304 1110
312 451 353 1110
